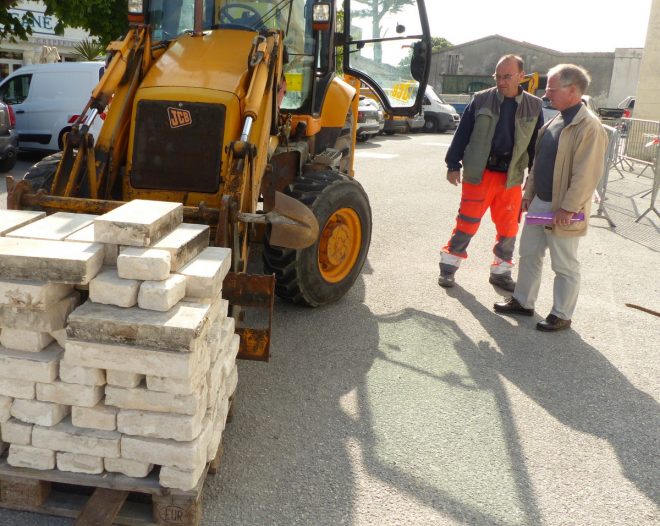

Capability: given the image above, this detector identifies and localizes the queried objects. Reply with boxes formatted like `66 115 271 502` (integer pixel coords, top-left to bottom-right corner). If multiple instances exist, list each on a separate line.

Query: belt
486 153 511 172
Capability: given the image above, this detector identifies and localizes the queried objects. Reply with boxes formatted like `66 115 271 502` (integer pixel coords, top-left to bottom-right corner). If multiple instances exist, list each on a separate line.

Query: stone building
429 34 638 107
0 0 93 79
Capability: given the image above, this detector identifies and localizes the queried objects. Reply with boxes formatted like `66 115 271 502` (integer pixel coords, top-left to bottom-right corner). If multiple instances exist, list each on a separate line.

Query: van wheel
263 170 372 307
423 117 438 133
22 152 63 191
0 154 16 173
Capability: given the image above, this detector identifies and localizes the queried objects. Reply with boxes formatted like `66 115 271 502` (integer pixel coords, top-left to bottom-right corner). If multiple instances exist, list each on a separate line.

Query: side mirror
312 2 331 31
410 41 429 83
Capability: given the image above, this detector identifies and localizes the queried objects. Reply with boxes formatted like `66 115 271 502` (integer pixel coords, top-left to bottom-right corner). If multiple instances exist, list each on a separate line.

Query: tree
397 36 452 73
431 36 452 51
352 0 415 63
0 0 127 46
73 38 105 61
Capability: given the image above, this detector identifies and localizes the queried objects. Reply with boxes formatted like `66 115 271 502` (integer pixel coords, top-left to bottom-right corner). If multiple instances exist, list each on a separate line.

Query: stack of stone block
0 201 238 491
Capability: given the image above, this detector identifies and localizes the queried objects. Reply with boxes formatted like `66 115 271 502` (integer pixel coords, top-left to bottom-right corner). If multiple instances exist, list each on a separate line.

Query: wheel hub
318 208 361 283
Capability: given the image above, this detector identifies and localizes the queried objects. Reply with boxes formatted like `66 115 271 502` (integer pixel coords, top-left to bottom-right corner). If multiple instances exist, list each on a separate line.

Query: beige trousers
513 197 581 320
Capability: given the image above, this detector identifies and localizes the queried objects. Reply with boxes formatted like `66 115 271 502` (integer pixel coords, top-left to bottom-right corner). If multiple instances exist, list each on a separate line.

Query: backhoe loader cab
9 0 431 358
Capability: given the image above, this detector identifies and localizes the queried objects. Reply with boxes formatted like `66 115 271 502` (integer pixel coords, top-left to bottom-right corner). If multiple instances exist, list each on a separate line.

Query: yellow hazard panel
285 73 303 92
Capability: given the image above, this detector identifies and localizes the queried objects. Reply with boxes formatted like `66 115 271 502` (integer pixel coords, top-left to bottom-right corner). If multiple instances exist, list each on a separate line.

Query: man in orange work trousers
438 54 544 291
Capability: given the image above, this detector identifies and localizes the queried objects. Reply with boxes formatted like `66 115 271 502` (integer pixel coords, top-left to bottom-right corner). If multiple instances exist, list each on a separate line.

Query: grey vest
462 87 542 188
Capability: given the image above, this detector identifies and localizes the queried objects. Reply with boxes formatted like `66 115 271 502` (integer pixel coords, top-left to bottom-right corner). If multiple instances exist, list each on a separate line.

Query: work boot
438 271 455 288
438 262 457 288
489 272 516 292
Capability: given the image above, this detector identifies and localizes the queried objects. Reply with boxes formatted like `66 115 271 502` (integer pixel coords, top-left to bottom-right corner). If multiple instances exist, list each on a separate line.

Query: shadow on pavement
449 285 660 509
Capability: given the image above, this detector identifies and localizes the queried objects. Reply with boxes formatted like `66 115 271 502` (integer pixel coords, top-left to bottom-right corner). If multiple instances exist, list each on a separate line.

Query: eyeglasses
545 85 572 92
492 74 516 81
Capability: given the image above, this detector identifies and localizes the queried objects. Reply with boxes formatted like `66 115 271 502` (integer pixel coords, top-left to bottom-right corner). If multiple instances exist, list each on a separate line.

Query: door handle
15 110 24 114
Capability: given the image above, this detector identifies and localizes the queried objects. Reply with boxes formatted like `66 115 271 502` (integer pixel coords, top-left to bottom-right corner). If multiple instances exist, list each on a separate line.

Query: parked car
356 96 384 142
542 94 598 122
0 101 18 172
598 96 635 120
0 62 105 152
382 111 425 135
422 86 460 133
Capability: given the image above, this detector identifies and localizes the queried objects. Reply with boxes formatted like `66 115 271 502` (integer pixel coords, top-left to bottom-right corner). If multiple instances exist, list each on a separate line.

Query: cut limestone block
50 328 66 348
64 339 204 380
57 452 103 475
59 362 105 386
0 395 11 422
121 415 212 470
144 343 210 397
0 292 80 331
1 418 32 445
160 462 206 491
0 279 73 308
65 224 118 265
0 210 46 236
104 458 153 478
6 212 97 241
72 401 118 432
32 418 121 458
106 370 144 389
206 396 230 462
116 247 171 281
0 344 63 383
11 399 69 427
0 329 53 353
0 238 104 285
146 369 205 396
221 334 241 380
177 247 232 299
117 404 205 442
226 364 238 401
138 274 186 312
94 199 183 247
150 223 210 271
0 377 35 400
89 267 141 308
105 382 207 416
8 444 55 470
66 300 217 352
36 381 103 408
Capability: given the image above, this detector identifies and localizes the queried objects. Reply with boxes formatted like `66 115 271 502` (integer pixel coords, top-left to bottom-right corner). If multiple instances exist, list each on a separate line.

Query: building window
447 54 461 75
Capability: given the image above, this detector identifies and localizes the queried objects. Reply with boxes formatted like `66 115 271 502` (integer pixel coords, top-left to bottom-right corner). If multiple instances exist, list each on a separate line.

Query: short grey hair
547 64 591 93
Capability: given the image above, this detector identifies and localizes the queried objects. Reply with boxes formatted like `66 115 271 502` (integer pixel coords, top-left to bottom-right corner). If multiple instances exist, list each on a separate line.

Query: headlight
128 0 143 14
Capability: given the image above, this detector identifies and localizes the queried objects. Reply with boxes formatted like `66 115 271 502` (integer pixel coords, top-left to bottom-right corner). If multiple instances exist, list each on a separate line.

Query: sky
424 0 653 52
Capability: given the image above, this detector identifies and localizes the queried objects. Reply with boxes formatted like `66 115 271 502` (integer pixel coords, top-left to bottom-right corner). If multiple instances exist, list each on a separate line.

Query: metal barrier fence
605 117 659 222
591 124 619 227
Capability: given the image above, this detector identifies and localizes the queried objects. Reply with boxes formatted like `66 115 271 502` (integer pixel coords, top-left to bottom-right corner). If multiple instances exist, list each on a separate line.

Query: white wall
635 0 660 120
606 48 642 107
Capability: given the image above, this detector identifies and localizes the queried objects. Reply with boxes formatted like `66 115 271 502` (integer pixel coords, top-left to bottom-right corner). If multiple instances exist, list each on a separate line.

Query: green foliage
73 38 105 61
1 0 127 46
432 37 452 50
0 1 35 42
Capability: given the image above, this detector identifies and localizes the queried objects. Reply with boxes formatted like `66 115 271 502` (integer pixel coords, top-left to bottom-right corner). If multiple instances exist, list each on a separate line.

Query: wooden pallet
0 441 224 526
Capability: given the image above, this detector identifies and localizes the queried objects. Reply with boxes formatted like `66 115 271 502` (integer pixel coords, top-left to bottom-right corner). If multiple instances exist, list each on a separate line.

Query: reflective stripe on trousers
442 169 522 263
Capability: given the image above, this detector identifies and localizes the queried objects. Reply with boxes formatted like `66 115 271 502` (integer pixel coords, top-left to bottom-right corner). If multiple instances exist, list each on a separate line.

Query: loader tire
263 170 372 307
21 152 63 191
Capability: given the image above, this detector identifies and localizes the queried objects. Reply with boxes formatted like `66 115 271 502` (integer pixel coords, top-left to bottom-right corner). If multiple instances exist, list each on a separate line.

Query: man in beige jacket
493 64 608 331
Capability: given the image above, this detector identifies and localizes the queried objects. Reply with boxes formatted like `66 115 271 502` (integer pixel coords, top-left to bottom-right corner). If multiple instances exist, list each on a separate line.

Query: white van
422 86 460 133
0 62 105 152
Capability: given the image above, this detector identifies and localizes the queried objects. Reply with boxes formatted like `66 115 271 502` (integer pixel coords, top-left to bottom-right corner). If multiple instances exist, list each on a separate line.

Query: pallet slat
74 488 129 526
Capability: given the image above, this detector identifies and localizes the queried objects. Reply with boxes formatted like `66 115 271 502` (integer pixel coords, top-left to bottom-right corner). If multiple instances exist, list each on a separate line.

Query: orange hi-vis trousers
442 169 522 264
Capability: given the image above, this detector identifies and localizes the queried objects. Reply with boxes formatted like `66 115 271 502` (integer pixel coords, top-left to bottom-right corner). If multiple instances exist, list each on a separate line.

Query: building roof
438 34 615 57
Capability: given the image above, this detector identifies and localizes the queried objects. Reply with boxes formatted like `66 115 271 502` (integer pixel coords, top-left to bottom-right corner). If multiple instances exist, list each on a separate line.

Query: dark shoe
494 297 534 316
438 272 455 288
489 273 516 292
536 314 571 332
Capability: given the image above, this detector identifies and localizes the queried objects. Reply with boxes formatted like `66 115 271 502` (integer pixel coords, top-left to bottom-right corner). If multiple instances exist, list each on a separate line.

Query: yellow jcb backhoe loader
6 0 431 359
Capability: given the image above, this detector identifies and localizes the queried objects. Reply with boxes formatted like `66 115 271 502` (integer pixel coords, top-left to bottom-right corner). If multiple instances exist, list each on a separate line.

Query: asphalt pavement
0 134 658 525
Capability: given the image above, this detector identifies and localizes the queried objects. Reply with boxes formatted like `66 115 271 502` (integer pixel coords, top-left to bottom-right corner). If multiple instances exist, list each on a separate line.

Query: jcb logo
167 107 192 128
